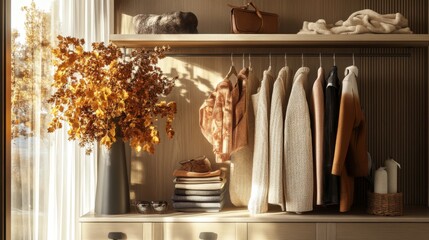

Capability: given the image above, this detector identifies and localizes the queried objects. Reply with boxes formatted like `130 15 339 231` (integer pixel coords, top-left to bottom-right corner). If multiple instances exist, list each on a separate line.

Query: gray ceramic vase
95 137 130 215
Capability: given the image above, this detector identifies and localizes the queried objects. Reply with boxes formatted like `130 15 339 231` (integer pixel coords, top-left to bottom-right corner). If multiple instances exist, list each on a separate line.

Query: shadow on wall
129 57 234 206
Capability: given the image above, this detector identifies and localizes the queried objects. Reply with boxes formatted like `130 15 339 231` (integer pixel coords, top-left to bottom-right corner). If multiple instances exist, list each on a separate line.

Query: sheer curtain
11 0 113 239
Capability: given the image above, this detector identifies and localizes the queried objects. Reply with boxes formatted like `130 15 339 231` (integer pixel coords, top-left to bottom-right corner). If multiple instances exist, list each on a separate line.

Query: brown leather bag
229 2 278 34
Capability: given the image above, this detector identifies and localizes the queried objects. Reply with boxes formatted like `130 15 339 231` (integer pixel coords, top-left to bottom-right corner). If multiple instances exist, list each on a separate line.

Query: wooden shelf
81 207 429 223
110 34 429 48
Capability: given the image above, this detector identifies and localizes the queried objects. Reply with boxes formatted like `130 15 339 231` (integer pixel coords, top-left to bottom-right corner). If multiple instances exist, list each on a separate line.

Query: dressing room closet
80 0 429 239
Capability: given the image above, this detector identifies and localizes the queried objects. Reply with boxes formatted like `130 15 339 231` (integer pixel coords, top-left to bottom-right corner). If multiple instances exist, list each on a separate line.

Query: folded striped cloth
174 188 225 196
172 191 225 202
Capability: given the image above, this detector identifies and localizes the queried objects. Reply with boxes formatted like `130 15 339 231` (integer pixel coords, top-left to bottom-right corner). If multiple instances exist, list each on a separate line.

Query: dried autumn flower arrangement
48 36 177 154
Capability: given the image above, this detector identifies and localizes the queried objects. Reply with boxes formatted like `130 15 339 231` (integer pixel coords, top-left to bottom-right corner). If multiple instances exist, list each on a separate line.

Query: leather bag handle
228 2 264 33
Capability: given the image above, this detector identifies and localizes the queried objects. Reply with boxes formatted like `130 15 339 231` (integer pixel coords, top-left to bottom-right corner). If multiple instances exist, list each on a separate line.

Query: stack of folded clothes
172 156 226 212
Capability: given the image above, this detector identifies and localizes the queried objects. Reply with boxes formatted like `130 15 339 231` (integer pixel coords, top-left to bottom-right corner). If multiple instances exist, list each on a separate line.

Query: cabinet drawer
336 223 429 240
248 223 316 240
81 223 143 240
162 223 239 240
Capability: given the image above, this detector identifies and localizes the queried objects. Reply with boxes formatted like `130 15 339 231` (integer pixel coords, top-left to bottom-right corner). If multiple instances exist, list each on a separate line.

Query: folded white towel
298 9 412 34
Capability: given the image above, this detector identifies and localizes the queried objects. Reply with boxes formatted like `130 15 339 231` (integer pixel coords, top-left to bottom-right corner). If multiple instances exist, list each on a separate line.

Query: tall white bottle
385 158 401 193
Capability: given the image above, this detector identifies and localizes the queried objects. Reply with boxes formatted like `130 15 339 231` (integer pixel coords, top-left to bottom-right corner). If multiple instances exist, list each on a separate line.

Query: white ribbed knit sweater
248 68 275 214
284 67 314 213
268 66 292 211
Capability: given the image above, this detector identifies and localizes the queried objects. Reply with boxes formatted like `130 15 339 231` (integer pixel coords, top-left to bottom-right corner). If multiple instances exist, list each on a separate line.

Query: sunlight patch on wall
159 57 222 103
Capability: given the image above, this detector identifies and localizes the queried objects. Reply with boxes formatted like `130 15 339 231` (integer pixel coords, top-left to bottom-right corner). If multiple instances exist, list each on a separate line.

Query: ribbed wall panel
353 47 428 206
362 0 428 34
352 0 429 207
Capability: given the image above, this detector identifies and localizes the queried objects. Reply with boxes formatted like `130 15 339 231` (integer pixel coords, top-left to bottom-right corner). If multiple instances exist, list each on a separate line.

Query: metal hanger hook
249 54 252 68
269 52 272 67
231 53 234 66
242 53 245 69
285 53 288 67
353 53 355 66
319 53 322 68
333 53 336 66
301 53 304 67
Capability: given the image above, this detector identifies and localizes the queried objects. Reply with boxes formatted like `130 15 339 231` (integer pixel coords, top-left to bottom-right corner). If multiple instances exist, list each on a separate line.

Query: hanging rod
161 52 411 58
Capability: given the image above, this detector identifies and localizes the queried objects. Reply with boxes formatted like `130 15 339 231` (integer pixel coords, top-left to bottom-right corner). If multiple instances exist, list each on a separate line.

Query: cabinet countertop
81 207 429 223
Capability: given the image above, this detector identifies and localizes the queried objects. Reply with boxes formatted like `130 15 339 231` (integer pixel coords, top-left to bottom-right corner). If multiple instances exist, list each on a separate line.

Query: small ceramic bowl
151 201 168 214
135 201 151 214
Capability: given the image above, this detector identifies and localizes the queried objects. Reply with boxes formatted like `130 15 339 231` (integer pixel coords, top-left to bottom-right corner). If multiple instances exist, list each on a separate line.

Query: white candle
385 158 401 193
374 167 388 194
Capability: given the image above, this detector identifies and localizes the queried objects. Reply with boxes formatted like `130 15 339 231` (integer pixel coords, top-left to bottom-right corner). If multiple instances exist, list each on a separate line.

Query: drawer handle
199 232 218 240
108 232 127 239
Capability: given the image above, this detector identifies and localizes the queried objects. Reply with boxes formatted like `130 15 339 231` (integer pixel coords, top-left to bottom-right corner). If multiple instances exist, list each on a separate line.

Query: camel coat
310 67 325 205
332 66 368 212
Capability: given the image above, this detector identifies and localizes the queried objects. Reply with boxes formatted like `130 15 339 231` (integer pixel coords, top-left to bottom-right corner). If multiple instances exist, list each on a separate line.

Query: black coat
323 66 341 205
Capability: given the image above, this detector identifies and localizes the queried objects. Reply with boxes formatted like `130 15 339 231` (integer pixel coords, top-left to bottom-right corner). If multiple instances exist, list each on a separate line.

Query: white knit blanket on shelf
298 9 413 34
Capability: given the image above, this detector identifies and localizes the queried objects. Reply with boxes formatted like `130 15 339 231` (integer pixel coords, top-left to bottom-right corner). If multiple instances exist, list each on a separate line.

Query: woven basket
367 192 403 216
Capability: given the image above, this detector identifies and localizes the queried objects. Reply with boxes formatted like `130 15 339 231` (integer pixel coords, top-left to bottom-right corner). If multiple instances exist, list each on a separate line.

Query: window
9 1 112 239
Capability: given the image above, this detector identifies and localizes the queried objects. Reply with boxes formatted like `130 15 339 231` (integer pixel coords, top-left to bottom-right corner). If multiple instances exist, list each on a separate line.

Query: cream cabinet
334 223 429 240
81 223 143 240
247 223 316 240
80 220 429 240
80 208 429 240
160 223 246 240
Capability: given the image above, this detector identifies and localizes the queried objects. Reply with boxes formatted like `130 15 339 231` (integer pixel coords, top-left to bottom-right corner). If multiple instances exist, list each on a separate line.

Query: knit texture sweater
248 68 275 214
268 66 293 211
332 66 368 212
284 67 313 213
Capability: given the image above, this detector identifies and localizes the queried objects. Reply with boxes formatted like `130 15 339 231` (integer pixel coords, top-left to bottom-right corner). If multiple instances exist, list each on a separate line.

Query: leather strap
228 2 264 33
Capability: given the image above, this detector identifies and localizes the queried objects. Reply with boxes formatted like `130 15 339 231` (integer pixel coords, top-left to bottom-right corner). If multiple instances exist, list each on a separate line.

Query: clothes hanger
352 53 355 66
248 53 252 69
319 53 322 68
284 53 288 67
225 53 238 80
268 52 272 71
242 53 245 69
301 53 304 67
333 53 336 66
